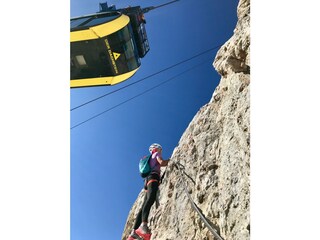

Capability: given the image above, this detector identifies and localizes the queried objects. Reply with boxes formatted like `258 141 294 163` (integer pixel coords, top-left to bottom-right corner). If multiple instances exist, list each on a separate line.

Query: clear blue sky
70 0 238 239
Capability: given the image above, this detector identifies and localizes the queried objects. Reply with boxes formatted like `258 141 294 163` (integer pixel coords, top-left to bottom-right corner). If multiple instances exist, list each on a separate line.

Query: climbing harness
174 162 224 240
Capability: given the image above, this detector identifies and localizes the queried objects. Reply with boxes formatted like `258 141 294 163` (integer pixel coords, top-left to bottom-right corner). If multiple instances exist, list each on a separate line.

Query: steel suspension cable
70 44 223 111
71 59 209 130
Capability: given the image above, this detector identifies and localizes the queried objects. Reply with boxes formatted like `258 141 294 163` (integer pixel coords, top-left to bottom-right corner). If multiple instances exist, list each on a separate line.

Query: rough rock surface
122 0 250 239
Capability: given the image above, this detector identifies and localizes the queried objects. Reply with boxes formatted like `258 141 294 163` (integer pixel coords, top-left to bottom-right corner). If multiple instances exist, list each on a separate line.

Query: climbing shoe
135 225 151 240
127 230 143 240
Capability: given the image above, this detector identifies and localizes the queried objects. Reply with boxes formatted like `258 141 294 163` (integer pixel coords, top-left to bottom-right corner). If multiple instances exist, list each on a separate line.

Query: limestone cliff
122 0 250 239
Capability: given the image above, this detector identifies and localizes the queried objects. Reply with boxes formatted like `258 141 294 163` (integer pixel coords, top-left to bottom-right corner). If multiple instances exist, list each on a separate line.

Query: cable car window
126 56 140 70
116 26 131 43
70 17 91 28
108 26 131 51
106 25 140 72
123 40 136 59
75 55 87 66
71 39 115 79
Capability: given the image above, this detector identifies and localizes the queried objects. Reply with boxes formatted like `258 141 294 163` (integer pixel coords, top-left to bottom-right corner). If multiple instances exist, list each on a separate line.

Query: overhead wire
71 58 212 130
70 44 223 111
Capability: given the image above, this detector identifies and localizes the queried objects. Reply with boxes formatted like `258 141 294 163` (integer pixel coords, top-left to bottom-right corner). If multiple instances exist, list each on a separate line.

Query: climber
127 143 170 240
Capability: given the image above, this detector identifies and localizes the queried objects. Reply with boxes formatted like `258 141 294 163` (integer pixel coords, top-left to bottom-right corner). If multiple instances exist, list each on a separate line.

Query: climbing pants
133 173 160 229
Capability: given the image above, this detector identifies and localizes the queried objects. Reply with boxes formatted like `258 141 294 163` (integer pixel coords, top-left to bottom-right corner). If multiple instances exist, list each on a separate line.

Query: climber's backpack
139 154 153 178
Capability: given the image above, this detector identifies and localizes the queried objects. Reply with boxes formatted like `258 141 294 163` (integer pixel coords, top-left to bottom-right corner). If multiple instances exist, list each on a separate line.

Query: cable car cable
70 44 223 111
71 58 210 130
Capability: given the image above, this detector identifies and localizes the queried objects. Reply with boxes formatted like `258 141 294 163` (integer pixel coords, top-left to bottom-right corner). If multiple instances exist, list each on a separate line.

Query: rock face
122 0 250 239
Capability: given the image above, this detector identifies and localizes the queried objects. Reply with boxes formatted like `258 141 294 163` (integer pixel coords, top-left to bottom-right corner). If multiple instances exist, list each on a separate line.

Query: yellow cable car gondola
70 1 179 88
70 5 150 88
